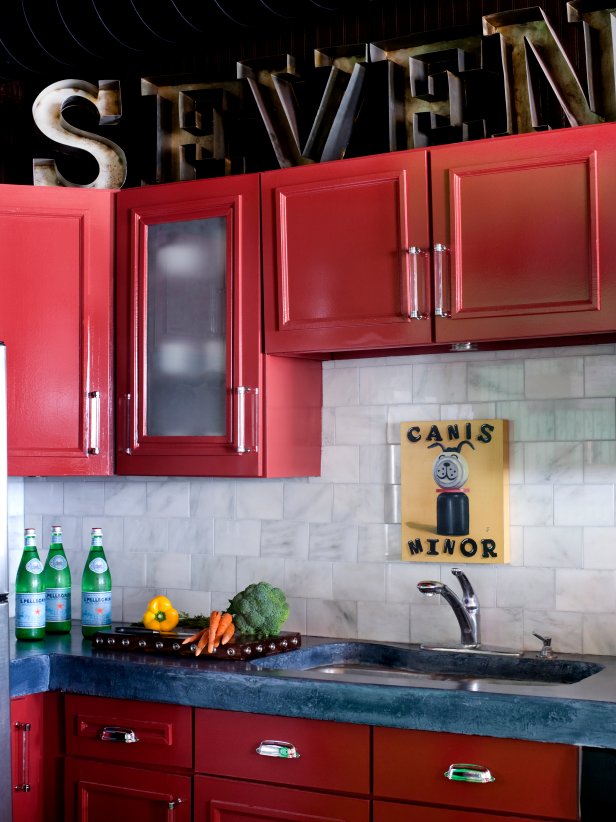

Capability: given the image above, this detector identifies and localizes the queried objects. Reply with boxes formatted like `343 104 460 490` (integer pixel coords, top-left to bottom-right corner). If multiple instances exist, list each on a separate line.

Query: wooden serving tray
90 628 301 660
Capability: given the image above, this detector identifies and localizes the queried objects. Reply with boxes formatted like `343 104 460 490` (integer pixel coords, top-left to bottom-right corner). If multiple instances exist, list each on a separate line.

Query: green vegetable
227 581 290 638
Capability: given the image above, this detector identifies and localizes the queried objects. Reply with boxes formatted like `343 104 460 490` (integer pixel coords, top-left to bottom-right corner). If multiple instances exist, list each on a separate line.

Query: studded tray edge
90 629 302 660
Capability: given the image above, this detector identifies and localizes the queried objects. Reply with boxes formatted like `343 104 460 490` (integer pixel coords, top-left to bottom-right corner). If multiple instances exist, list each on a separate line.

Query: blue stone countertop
9 625 616 749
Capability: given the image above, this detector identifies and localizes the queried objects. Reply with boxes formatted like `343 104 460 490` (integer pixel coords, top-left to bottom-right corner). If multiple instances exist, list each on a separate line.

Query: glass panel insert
146 217 227 436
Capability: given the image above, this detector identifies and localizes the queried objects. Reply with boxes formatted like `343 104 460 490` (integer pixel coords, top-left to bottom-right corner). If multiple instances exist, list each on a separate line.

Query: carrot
207 611 222 654
195 630 209 657
220 622 235 645
215 612 233 640
182 627 207 646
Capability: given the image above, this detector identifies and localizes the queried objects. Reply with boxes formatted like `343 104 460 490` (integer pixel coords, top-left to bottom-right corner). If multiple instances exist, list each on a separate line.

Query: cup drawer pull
99 726 140 744
256 740 300 759
444 763 495 783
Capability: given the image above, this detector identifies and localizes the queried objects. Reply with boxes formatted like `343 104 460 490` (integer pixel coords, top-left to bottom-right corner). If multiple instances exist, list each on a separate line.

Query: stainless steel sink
250 642 604 688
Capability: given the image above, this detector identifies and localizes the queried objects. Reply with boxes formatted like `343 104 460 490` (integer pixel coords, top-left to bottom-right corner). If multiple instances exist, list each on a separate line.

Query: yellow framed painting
400 419 509 564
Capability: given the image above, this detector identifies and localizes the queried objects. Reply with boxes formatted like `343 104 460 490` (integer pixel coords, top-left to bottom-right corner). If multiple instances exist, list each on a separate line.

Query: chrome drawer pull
434 242 452 318
99 726 139 743
256 740 300 759
14 722 31 792
168 798 183 811
407 246 430 320
444 763 495 783
88 390 101 454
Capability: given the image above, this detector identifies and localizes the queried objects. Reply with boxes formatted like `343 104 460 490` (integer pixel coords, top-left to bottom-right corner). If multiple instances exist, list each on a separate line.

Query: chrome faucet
417 568 480 648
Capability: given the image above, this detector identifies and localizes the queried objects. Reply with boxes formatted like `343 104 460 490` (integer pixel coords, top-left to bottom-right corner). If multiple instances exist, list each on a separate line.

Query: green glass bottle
15 528 46 641
43 525 72 634
81 527 112 638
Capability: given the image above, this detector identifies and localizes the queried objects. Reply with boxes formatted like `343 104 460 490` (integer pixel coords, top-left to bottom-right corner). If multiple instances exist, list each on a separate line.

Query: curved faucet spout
417 569 480 648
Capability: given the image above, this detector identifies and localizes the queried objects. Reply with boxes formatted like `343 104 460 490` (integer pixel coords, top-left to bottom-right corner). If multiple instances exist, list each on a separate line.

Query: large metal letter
567 2 616 120
32 79 127 188
483 7 603 134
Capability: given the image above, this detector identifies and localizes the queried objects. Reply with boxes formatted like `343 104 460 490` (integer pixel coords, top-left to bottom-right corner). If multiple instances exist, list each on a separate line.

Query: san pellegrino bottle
15 528 46 641
81 527 112 637
43 525 72 634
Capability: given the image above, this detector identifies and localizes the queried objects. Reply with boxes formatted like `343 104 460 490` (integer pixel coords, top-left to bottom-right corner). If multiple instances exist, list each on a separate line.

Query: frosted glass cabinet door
115 175 263 476
146 217 227 437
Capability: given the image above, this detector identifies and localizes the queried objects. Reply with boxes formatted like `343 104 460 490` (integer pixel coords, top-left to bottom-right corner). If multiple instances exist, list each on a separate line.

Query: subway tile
284 560 333 599
584 354 616 397
359 364 413 405
284 483 332 522
122 588 160 623
64 481 105 516
440 402 496 420
110 552 147 588
104 481 147 516
508 442 524 485
333 484 385 524
556 569 616 613
214 519 261 556
524 610 583 655
496 567 555 609
147 480 190 517
509 485 553 526
358 524 401 562
211 592 236 612
285 597 307 634
524 526 583 568
508 525 525 566
25 479 64 516
359 445 398 484
524 442 583 484
191 555 237 592
168 518 214 555
236 558 285 591
236 480 284 520
7 478 24 517
583 441 616 483
386 562 442 605
260 520 310 559
358 601 410 643
554 485 614 527
82 517 125 551
525 357 584 399
480 607 524 649
309 523 358 562
413 363 468 404
146 552 190 589
387 404 440 444
554 399 616 441
496 401 555 442
323 367 359 407
321 407 336 446
468 362 524 401
166 589 211 617
333 562 386 601
584 527 616 569
410 603 460 645
123 516 167 553
335 405 388 445
311 446 359 484
306 599 357 638
190 480 235 518
583 614 616 655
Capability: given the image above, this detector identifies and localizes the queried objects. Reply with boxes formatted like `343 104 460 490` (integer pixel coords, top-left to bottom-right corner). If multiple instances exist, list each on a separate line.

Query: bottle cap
52 525 62 533
24 528 36 535
91 527 103 535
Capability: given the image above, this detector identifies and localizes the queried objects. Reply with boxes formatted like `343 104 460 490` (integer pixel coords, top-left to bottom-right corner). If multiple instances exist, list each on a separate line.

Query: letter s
32 79 127 188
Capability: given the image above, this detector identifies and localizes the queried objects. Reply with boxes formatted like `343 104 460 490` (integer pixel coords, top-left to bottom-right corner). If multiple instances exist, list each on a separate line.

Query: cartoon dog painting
429 440 475 536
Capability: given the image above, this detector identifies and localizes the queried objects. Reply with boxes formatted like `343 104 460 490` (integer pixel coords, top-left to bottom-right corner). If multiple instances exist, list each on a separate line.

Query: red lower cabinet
11 694 44 822
374 801 545 821
64 757 191 822
195 775 369 821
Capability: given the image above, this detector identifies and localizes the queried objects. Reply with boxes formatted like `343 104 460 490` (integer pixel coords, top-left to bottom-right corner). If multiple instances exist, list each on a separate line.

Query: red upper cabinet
430 122 616 343
262 151 432 354
0 186 113 476
115 175 321 477
263 122 616 354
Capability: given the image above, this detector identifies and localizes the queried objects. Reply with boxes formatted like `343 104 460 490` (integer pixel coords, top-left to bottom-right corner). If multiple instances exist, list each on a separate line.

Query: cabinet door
64 757 191 822
116 175 262 476
262 151 432 354
195 775 369 822
0 186 113 475
430 122 616 343
11 693 44 822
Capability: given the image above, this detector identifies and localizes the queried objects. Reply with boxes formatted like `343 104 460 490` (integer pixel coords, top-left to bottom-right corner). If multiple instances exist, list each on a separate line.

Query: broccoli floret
228 581 290 638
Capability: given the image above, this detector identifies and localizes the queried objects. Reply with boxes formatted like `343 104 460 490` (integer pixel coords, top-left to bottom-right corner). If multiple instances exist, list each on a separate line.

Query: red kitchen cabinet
195 775 370 822
64 757 191 822
373 727 579 821
0 186 113 475
374 801 543 821
11 692 61 822
115 174 321 477
263 122 616 354
262 150 432 354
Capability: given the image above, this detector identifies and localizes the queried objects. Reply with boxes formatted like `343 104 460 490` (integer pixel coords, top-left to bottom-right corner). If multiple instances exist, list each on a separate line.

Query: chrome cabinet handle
444 763 495 783
236 386 259 454
119 394 132 454
434 243 452 318
256 739 300 759
88 390 101 455
98 726 139 743
14 722 31 792
168 798 183 812
407 246 430 320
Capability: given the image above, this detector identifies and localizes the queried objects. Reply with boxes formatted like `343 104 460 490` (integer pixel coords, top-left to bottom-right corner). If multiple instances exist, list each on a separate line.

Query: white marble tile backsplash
10 342 616 654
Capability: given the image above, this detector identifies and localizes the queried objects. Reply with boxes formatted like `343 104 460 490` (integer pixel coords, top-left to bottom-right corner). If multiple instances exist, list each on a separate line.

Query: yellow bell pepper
143 595 179 632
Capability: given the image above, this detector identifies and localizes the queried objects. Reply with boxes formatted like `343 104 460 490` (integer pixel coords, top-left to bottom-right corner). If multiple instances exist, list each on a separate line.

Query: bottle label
89 558 108 574
25 535 36 548
46 588 71 622
51 533 62 545
81 591 112 627
49 555 68 571
25 559 44 574
15 593 46 629
91 535 103 548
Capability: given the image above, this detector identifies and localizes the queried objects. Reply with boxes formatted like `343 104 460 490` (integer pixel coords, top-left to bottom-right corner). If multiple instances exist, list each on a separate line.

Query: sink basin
250 642 604 687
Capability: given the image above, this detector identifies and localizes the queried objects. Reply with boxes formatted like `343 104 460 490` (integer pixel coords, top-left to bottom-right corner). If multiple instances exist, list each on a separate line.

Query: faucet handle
533 632 556 659
451 568 478 608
